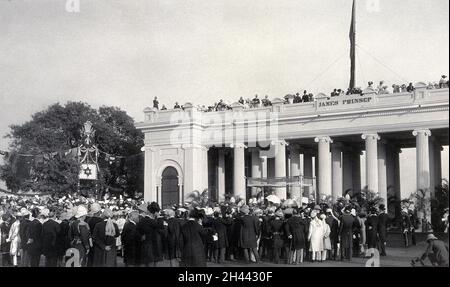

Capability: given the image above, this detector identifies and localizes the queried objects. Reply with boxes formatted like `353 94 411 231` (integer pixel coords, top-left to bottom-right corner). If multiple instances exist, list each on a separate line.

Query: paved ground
115 242 429 267
0 242 429 267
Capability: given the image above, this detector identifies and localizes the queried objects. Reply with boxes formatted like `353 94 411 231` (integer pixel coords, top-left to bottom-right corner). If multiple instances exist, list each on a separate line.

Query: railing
247 175 315 187
139 86 449 125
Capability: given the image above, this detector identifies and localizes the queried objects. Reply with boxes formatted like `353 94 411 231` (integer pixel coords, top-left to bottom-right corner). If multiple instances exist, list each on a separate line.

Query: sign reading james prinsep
318 96 373 108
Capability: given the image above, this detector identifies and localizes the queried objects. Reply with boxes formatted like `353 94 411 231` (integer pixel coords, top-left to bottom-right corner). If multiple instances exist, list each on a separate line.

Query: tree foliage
0 102 144 196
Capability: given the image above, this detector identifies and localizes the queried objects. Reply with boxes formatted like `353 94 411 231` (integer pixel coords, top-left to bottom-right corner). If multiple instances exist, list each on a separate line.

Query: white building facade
136 84 449 222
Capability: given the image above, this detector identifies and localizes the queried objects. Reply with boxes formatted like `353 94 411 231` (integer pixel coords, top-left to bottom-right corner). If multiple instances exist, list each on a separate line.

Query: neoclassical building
135 84 449 220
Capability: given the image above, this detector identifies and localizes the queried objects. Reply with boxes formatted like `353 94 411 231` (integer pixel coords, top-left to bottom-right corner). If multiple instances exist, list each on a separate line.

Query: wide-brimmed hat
240 205 250 215
283 208 293 215
426 234 438 241
75 206 88 218
19 207 30 216
275 209 283 218
40 208 50 217
90 203 102 214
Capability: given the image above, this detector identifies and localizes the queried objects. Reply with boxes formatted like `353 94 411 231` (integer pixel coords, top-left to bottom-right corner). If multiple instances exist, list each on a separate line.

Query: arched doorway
161 166 179 207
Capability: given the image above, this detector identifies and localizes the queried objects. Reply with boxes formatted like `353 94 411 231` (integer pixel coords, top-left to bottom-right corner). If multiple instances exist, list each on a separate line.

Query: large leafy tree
0 102 144 196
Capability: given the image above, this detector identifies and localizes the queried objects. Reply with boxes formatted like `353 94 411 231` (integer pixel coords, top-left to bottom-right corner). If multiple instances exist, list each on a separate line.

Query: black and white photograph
0 0 448 274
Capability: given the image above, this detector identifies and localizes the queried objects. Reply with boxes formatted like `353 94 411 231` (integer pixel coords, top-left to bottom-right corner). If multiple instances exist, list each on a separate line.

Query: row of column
218 129 441 212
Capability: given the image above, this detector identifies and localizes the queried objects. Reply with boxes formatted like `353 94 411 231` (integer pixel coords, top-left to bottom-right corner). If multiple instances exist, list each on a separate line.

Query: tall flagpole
349 0 356 90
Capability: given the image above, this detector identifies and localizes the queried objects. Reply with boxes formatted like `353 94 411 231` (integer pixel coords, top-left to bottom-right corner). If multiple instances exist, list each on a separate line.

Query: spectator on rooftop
406 83 415 93
161 105 167 110
440 75 448 88
238 97 245 105
302 91 309 102
392 84 400 93
401 84 407 92
252 95 261 107
262 95 272 107
174 102 181 109
331 89 338 97
377 81 384 92
293 93 302 103
153 97 159 110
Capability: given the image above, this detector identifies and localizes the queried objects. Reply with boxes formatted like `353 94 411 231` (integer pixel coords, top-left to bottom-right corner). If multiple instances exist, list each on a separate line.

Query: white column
413 129 432 225
273 140 288 199
260 155 268 179
251 149 262 197
232 143 247 201
203 147 209 191
394 147 402 218
435 144 442 189
183 144 208 198
314 136 333 198
143 146 157 202
289 144 301 199
377 141 387 205
362 133 380 194
331 142 343 201
429 138 436 198
217 150 226 202
302 150 313 199
342 148 353 194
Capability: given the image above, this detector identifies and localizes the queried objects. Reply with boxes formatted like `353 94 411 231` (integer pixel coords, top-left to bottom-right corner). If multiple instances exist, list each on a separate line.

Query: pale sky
0 0 448 195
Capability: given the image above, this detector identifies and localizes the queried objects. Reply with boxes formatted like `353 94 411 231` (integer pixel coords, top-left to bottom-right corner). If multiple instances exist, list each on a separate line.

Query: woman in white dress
321 214 331 261
7 212 21 267
308 211 324 262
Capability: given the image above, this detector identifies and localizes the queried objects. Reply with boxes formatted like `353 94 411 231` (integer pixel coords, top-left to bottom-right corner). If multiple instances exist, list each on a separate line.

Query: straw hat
75 206 88 218
90 203 102 214
240 205 250 215
426 234 438 241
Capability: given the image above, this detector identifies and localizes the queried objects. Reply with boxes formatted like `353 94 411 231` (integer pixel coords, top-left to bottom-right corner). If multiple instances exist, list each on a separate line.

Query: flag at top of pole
349 0 356 90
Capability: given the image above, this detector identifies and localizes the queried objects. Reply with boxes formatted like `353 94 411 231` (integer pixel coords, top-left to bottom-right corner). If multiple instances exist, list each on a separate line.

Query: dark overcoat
284 216 307 249
238 215 260 249
92 220 120 267
42 219 61 258
339 214 355 249
121 221 140 266
180 220 213 267
366 215 379 248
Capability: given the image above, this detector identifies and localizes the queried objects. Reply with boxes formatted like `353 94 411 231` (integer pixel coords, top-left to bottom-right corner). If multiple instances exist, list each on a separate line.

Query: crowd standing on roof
149 75 449 113
1 188 447 267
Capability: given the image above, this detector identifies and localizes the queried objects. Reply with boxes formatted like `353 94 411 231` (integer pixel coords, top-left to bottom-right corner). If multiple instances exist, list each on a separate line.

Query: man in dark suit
302 90 309 102
86 203 103 267
377 204 389 256
42 208 61 267
325 209 339 260
238 205 260 264
27 208 43 267
121 211 140 267
137 202 166 267
19 208 31 267
339 206 355 261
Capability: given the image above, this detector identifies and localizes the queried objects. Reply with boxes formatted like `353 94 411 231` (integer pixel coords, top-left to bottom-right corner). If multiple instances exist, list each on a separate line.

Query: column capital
412 129 431 137
182 143 206 150
361 133 380 141
314 136 333 143
271 139 289 146
230 143 247 149
141 146 157 152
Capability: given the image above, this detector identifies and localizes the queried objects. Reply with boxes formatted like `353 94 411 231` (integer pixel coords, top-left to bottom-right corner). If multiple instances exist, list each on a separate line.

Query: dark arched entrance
161 166 179 207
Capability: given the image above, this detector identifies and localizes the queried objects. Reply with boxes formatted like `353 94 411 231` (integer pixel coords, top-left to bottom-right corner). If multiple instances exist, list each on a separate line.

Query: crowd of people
150 75 449 113
0 190 418 268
